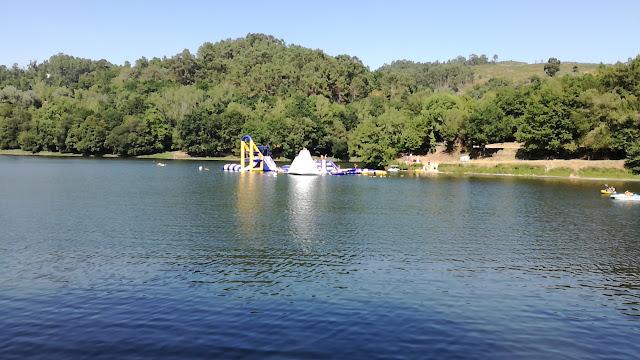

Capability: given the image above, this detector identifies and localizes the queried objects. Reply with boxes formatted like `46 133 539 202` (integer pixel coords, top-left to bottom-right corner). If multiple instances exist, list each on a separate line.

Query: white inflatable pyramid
288 149 320 175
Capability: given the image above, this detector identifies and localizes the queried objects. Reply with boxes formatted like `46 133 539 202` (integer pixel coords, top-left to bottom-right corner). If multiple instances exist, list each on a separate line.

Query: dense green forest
1 33 640 171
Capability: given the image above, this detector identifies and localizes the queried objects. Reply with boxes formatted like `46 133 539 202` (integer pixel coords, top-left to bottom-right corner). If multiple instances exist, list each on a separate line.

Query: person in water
625 190 634 196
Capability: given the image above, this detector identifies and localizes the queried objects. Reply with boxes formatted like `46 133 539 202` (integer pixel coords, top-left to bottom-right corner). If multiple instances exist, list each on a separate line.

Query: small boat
610 193 640 201
388 165 400 172
601 184 616 195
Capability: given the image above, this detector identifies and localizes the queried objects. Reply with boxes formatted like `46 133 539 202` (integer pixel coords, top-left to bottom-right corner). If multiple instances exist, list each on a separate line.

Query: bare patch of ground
411 144 627 171
170 151 189 159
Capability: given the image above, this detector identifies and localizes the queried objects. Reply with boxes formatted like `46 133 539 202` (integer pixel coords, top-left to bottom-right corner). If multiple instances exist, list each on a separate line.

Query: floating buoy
222 164 242 171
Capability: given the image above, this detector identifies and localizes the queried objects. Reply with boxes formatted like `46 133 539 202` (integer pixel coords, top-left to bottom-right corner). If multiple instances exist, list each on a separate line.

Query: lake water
1 156 639 359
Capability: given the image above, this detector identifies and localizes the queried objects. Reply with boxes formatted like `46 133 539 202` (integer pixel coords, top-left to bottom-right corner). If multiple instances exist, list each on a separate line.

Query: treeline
1 33 640 172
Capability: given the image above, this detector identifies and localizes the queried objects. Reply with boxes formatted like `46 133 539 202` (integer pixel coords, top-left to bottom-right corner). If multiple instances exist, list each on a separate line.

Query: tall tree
348 107 406 168
544 58 561 77
517 86 577 157
65 116 109 155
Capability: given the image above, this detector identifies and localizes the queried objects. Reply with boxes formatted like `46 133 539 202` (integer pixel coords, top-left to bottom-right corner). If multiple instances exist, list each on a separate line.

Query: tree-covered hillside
1 33 640 171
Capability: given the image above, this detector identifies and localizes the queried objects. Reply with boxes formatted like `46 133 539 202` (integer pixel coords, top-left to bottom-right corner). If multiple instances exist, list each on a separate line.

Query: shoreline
436 171 640 183
434 160 638 181
0 150 236 161
3 149 639 182
0 149 307 163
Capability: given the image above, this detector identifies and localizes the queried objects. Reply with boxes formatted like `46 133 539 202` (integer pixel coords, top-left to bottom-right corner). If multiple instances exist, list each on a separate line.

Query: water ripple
1 157 640 359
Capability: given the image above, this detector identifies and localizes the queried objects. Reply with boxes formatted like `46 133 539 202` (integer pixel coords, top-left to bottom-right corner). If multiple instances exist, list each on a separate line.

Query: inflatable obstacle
222 135 279 172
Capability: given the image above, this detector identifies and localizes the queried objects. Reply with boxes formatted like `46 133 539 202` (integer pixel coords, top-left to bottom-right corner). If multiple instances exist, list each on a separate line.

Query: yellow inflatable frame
240 135 265 172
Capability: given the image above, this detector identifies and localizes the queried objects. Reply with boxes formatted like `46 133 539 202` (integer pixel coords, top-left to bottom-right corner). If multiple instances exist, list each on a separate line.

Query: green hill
461 61 601 92
1 33 639 170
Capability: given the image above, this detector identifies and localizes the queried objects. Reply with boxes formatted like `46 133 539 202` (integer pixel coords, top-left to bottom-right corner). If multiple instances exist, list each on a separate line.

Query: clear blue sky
2 0 639 70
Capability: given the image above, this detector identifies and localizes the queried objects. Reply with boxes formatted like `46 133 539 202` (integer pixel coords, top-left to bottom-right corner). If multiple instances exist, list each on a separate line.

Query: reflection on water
288 175 322 247
1 157 640 359
235 172 268 243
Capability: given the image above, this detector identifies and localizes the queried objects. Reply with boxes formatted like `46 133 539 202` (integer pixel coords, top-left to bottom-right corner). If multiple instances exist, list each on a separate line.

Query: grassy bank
136 151 238 161
0 149 119 158
0 149 231 160
439 163 639 180
0 150 292 163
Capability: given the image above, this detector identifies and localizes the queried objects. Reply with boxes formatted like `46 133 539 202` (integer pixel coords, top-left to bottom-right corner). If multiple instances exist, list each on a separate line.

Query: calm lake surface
1 156 639 359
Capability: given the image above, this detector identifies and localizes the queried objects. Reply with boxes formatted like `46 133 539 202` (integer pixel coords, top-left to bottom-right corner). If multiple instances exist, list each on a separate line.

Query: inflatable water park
222 135 387 176
219 136 639 198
